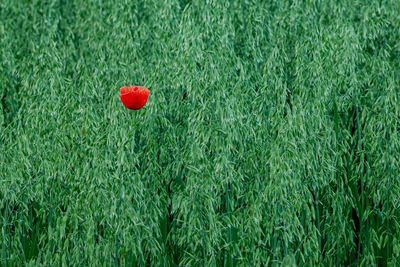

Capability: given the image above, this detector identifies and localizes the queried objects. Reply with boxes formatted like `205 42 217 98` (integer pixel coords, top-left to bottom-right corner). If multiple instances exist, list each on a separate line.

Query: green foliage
1 0 399 265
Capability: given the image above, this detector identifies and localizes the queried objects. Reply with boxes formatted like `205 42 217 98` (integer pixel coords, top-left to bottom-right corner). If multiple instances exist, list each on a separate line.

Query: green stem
132 111 136 153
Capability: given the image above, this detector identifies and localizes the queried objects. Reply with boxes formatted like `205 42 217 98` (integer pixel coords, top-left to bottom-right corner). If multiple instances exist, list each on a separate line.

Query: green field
1 0 399 266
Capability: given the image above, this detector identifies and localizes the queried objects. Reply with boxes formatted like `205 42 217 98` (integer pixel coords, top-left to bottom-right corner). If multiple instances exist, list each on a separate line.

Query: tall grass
1 0 399 265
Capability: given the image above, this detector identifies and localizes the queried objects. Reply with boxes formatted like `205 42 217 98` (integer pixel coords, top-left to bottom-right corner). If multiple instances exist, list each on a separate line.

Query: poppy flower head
120 85 150 110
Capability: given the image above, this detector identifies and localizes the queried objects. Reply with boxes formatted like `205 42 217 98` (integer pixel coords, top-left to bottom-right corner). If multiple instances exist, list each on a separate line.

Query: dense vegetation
1 0 399 265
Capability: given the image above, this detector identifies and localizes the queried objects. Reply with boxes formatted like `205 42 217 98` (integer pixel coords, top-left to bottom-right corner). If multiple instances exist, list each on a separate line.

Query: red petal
120 86 150 110
120 85 137 95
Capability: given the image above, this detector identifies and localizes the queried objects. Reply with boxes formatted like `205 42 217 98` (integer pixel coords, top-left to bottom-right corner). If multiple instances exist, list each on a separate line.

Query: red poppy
120 85 150 110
